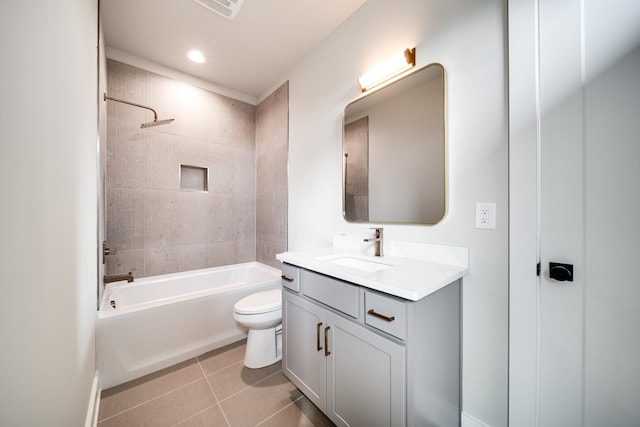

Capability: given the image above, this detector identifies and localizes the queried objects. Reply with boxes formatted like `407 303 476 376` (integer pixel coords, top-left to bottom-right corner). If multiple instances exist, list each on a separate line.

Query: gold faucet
104 272 134 284
364 227 384 257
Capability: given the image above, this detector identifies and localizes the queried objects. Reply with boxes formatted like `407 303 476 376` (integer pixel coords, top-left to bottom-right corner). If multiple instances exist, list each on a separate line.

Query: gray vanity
277 237 468 426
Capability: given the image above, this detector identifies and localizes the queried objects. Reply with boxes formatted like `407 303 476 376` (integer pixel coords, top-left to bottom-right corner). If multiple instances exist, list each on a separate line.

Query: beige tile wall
256 82 289 268
106 60 265 278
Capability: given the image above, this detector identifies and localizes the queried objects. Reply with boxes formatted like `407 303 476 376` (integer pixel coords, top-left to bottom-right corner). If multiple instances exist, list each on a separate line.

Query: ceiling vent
192 0 244 20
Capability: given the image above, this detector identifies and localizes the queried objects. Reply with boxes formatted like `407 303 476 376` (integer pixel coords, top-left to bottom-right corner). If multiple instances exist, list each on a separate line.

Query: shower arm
103 93 158 121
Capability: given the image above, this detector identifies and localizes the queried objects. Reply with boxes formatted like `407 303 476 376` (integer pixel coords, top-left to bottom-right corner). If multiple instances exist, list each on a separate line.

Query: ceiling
101 0 368 100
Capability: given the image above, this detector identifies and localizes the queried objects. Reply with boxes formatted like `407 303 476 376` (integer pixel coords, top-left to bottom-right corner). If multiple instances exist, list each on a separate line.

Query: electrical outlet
475 202 496 229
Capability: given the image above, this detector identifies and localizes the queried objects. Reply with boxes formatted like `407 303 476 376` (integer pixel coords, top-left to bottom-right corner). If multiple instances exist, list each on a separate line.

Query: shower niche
180 165 208 192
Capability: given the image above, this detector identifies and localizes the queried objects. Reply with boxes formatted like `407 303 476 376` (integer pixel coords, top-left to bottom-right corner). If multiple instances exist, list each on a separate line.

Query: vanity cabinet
283 291 405 427
281 264 461 427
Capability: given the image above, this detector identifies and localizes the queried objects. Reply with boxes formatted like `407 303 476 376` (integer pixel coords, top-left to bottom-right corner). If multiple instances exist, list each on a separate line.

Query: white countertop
276 236 469 301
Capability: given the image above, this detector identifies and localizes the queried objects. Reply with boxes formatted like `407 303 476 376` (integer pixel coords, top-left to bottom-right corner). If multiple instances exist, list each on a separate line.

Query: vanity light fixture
186 50 207 64
358 48 416 92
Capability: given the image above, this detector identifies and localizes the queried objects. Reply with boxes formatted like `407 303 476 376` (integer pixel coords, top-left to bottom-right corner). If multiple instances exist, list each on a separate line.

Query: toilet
233 288 283 369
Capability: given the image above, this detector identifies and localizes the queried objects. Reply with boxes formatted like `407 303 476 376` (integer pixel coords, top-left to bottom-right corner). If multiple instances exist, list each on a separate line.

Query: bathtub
96 262 282 389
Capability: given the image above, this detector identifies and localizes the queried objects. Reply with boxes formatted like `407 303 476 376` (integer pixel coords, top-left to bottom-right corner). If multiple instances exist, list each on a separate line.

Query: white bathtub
96 262 282 389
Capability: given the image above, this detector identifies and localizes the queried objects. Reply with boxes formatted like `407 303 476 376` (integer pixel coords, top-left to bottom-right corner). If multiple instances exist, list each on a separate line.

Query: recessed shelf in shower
180 165 208 192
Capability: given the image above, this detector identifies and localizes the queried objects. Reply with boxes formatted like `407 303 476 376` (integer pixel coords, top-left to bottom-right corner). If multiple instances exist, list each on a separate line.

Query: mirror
343 63 445 224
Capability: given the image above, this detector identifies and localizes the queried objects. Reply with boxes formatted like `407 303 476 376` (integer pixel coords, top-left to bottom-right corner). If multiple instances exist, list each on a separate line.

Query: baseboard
84 372 101 427
462 411 490 427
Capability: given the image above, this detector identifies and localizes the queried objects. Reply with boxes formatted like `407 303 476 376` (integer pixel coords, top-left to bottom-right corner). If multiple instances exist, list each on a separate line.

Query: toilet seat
233 289 282 315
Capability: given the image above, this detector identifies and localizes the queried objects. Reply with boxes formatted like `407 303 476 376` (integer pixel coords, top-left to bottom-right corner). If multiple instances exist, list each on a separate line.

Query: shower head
103 94 175 129
141 118 175 129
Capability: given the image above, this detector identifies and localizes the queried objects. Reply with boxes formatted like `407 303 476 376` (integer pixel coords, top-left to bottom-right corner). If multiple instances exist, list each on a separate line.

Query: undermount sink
326 256 393 272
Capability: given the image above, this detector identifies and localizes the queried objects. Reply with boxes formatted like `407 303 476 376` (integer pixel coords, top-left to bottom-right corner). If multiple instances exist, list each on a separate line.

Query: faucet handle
369 227 383 237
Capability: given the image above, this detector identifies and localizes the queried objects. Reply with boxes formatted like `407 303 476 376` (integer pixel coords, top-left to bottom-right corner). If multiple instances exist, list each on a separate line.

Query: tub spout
104 272 134 284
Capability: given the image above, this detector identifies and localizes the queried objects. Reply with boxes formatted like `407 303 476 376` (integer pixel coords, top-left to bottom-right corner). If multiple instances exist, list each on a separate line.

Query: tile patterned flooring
98 340 335 427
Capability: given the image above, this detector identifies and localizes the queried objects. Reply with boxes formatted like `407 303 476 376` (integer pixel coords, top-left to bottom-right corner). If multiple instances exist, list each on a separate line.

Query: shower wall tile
273 150 289 193
255 194 265 243
106 114 145 189
205 96 256 148
106 99 146 130
234 194 256 240
256 81 289 193
233 146 256 195
259 190 287 247
145 133 180 191
105 249 144 277
145 247 179 277
236 239 256 263
178 244 209 272
256 150 282 195
178 192 208 245
207 99 230 145
255 82 289 267
209 193 235 243
256 241 266 269
259 192 275 244
145 72 180 132
274 190 288 246
107 60 147 105
106 59 260 278
219 97 256 148
257 241 287 270
176 85 223 143
208 242 235 267
178 137 210 171
255 153 272 195
208 144 233 194
144 190 179 248
106 187 144 250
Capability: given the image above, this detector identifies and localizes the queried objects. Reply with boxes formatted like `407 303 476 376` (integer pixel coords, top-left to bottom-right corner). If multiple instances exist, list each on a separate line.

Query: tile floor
98 340 335 427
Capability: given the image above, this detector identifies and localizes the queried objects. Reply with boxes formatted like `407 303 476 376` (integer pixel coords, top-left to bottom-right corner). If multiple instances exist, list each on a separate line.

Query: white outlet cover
475 202 496 229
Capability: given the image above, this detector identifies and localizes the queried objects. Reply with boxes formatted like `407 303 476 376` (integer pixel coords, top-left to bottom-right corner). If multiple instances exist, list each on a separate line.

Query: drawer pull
316 322 323 351
324 326 331 357
281 275 294 283
367 309 396 322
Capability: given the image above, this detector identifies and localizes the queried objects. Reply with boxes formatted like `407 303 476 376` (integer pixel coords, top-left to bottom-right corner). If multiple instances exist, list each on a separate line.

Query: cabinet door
282 291 327 410
326 312 406 427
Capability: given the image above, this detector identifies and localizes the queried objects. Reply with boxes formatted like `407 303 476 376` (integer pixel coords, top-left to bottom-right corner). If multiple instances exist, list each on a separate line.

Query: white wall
0 1 98 425
283 0 508 425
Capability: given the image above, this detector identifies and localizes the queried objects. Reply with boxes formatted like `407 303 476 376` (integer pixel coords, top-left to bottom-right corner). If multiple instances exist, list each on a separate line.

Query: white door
509 0 640 426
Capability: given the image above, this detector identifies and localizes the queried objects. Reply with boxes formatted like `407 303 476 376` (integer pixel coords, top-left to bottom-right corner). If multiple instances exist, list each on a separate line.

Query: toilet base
244 325 282 369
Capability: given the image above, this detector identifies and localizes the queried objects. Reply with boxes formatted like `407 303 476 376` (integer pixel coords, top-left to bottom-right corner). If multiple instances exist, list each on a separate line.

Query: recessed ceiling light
186 50 207 64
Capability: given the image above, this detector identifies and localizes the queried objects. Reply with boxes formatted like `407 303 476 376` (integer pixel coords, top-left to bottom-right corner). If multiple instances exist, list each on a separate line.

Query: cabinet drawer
365 291 406 340
301 270 359 318
281 263 301 292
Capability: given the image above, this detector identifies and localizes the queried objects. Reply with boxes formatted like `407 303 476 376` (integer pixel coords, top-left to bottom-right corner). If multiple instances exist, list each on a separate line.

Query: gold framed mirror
343 63 446 224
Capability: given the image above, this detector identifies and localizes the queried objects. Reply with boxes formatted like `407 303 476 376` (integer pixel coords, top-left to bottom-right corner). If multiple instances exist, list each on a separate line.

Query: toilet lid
234 289 282 314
